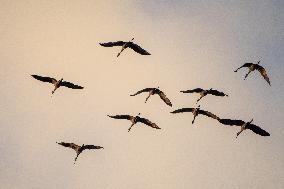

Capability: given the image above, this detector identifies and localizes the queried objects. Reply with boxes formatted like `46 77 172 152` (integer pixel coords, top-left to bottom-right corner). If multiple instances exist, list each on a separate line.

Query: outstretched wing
247 124 270 136
108 115 133 120
81 145 104 151
218 119 245 126
171 108 194 114
136 117 160 129
99 41 126 47
157 90 172 107
130 88 153 96
180 88 204 93
57 142 80 150
31 75 56 84
208 89 228 96
60 81 84 89
255 65 271 85
128 42 151 55
199 110 219 120
234 63 253 72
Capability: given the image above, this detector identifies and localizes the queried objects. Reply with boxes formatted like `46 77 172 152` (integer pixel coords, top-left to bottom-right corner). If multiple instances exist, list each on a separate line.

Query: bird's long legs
236 130 243 138
196 95 204 104
236 126 245 138
192 115 197 124
145 94 151 103
117 48 125 57
51 86 58 96
128 123 135 132
244 70 252 80
74 153 80 164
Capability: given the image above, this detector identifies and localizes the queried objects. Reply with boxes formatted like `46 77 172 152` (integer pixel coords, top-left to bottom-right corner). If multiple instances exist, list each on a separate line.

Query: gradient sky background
1 0 283 188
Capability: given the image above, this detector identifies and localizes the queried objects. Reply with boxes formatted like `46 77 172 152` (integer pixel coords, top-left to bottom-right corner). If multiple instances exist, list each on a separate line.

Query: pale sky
0 1 283 188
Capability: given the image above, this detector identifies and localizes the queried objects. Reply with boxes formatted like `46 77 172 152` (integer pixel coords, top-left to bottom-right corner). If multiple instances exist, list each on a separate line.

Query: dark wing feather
128 42 151 55
107 115 133 120
208 89 228 96
136 117 160 129
130 88 153 96
247 124 270 136
31 75 56 84
180 88 204 93
57 142 80 150
218 119 245 126
81 145 103 151
199 110 219 120
255 65 271 85
60 81 84 89
157 90 172 107
171 108 194 114
99 41 126 47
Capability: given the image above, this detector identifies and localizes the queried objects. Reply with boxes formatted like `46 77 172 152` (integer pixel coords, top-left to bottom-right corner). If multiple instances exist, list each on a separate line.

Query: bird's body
234 61 271 85
130 87 172 107
180 88 228 103
171 105 219 124
218 118 270 138
56 142 103 164
100 38 151 57
31 75 83 95
108 113 160 132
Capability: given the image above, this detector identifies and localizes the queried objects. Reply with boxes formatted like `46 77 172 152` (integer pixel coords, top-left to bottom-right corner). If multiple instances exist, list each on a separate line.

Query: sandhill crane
218 118 270 138
31 75 83 95
180 88 228 103
107 113 160 132
234 61 271 85
99 38 151 57
56 142 103 164
130 87 172 107
171 105 220 124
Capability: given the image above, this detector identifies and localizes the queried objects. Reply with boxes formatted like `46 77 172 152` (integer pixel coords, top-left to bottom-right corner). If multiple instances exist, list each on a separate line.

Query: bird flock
31 38 271 164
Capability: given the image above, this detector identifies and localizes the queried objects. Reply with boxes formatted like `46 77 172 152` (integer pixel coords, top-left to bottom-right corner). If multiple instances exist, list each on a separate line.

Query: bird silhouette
234 61 271 85
100 38 151 57
130 87 172 107
31 75 83 95
107 113 160 132
171 105 219 124
218 118 270 138
180 88 228 103
56 142 103 164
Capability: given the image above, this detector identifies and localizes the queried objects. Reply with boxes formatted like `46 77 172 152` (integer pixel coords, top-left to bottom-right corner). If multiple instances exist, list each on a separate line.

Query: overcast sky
0 1 283 188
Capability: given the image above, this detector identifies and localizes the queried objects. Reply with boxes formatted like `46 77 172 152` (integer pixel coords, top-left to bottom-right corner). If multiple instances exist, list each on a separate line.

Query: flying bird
31 75 83 95
130 87 172 107
218 118 270 138
107 113 160 132
180 88 228 103
170 105 219 124
234 61 271 85
56 142 103 164
99 38 151 57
